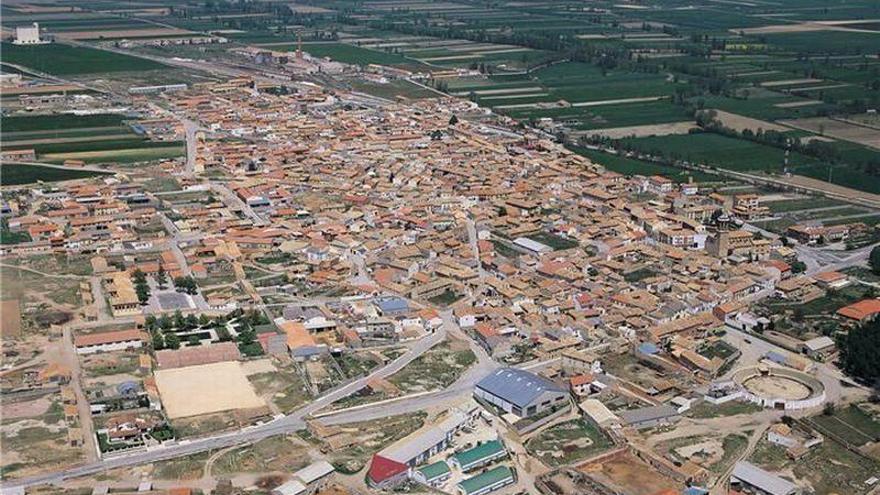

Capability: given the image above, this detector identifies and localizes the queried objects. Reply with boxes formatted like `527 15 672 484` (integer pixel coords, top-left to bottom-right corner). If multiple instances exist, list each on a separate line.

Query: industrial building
474 368 568 419
367 405 479 488
450 439 507 472
13 23 48 45
457 465 516 495
730 461 799 495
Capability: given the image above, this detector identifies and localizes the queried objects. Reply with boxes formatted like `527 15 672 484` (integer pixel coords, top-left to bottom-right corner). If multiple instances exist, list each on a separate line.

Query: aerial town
2 2 880 495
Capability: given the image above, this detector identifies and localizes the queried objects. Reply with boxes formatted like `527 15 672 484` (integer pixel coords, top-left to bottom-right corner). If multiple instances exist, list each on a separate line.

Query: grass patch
526 418 612 467
388 341 476 393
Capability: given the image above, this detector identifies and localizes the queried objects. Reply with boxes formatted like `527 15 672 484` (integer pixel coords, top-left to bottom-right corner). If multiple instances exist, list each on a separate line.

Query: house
837 298 880 323
618 404 680 429
512 237 552 256
767 423 823 459
569 374 595 396
271 461 335 495
811 271 849 290
474 368 568 419
800 336 835 359
456 465 515 495
579 399 619 427
730 461 798 495
74 330 146 355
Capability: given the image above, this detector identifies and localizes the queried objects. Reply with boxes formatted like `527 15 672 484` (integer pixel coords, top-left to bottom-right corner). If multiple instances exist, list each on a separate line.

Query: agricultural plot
779 117 880 150
621 132 823 173
807 404 880 447
0 164 110 186
298 43 432 72
573 147 722 183
1 42 166 75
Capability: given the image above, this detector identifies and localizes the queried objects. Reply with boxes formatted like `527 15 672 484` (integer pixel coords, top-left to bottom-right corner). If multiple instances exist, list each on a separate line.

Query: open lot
526 418 613 467
155 361 265 419
387 339 476 393
749 433 880 495
578 451 678 494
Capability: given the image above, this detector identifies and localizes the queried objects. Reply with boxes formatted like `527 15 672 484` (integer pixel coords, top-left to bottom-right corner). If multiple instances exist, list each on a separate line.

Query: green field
572 146 722 183
2 113 127 133
621 132 824 173
0 164 110 185
1 42 165 75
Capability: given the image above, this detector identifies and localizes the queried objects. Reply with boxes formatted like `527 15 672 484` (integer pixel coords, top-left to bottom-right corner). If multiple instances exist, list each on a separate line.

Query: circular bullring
731 365 825 410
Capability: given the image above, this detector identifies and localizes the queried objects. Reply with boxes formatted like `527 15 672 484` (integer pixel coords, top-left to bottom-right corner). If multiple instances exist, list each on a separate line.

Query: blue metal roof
638 342 658 355
376 297 409 314
475 368 566 408
766 351 786 364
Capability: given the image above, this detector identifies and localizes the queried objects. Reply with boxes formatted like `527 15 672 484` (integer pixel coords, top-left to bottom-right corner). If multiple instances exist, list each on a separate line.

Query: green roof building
457 465 515 495
452 439 507 472
414 460 451 486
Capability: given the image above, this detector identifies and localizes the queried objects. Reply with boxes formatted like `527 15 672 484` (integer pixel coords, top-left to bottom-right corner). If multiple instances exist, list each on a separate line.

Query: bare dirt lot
710 110 789 133
579 452 678 494
56 28 192 40
780 117 880 149
582 121 697 139
155 361 265 419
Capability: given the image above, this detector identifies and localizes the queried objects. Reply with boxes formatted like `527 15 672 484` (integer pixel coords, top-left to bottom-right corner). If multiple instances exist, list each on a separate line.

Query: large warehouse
474 368 568 419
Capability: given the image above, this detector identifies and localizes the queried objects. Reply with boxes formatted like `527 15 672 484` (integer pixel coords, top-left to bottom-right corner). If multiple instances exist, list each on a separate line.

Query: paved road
795 240 879 275
209 183 266 226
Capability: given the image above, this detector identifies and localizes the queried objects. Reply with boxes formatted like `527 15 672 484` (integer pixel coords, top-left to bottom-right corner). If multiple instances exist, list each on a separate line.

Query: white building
14 23 48 45
73 329 145 355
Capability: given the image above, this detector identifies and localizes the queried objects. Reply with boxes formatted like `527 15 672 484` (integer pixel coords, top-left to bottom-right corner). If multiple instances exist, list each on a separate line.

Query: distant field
620 132 822 173
572 146 721 183
41 145 185 165
1 42 165 75
298 43 431 71
2 113 127 133
0 164 110 186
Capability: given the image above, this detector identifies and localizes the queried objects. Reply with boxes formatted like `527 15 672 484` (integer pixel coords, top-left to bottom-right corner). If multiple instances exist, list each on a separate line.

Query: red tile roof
367 455 408 484
837 299 880 321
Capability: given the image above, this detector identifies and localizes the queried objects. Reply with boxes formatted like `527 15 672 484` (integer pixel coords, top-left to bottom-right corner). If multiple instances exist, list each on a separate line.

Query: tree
132 269 150 304
448 114 458 126
151 330 165 350
164 332 181 350
837 318 880 383
157 265 167 289
173 310 186 330
791 261 807 274
870 245 880 275
173 276 198 295
187 335 201 346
